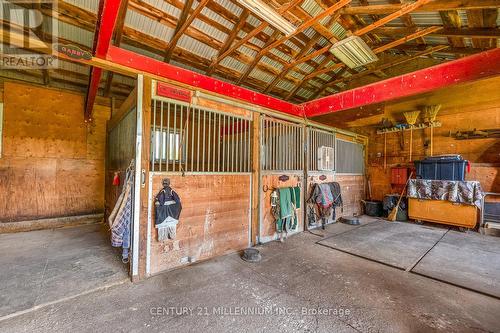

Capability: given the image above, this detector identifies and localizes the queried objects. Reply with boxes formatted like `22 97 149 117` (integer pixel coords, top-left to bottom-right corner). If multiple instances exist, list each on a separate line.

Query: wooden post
384 132 387 170
137 76 152 281
251 112 261 245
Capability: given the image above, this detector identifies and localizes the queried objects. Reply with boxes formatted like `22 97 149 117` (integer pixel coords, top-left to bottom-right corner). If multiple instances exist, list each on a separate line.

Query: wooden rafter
341 0 500 15
313 26 443 97
354 0 432 36
326 45 449 90
206 9 249 76
288 0 436 100
209 0 304 69
258 0 352 57
237 30 281 84
372 26 442 54
164 0 209 62
373 27 500 39
262 13 340 94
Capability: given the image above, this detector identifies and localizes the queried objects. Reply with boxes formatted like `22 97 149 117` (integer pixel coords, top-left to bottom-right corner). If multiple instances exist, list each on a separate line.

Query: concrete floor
1 219 500 332
0 224 128 318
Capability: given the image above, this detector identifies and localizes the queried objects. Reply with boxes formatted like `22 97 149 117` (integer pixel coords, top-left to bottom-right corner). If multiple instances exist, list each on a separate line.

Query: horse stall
259 116 304 243
145 81 253 276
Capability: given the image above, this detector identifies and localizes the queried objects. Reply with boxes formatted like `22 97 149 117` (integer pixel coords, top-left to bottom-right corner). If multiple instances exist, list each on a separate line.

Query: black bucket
364 200 383 217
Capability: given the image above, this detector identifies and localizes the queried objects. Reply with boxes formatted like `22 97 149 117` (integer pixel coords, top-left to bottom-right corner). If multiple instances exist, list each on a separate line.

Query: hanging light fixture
329 36 379 68
236 0 296 36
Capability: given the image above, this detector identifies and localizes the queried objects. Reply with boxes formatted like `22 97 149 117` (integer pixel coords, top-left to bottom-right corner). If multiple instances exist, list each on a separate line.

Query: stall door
106 77 144 279
305 127 336 229
259 116 304 243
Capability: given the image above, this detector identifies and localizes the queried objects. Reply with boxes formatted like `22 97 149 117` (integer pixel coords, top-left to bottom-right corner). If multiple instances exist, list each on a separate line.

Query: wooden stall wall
149 174 251 274
351 77 500 200
305 174 364 226
0 82 109 222
260 173 304 242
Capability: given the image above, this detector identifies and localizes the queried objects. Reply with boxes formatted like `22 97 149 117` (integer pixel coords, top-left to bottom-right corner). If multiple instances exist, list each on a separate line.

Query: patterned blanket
407 179 483 208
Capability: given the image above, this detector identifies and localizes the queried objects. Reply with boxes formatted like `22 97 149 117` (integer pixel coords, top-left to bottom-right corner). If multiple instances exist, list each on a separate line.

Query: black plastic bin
364 200 383 217
414 155 468 181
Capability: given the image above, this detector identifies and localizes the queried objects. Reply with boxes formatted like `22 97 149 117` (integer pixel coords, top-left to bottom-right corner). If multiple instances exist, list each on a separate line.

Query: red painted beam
303 48 500 118
85 0 124 120
106 46 303 117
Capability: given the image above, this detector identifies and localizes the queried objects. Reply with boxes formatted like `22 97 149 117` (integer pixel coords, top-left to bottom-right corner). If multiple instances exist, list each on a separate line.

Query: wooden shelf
377 122 442 134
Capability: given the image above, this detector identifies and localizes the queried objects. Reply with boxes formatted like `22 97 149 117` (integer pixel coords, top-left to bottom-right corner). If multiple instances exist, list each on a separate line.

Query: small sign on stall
156 82 192 103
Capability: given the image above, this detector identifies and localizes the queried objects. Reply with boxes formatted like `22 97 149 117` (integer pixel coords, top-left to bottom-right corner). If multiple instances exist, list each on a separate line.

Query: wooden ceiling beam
303 47 500 117
262 12 340 95
309 25 442 98
341 0 500 15
206 9 249 76
354 0 432 36
373 27 500 39
328 45 449 88
210 0 304 69
440 10 466 48
372 26 442 54
467 9 498 49
164 0 207 62
237 30 281 84
259 0 351 57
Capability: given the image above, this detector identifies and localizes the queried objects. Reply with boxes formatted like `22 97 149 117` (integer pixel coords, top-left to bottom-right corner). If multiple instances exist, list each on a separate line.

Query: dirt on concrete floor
1 228 499 333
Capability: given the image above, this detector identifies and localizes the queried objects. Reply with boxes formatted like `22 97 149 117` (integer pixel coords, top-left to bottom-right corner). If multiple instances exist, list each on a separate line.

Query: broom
388 171 413 222
403 111 420 161
423 105 441 156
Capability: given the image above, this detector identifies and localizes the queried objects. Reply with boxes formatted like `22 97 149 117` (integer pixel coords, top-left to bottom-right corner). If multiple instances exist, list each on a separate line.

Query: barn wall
0 82 109 222
351 78 500 200
149 174 251 274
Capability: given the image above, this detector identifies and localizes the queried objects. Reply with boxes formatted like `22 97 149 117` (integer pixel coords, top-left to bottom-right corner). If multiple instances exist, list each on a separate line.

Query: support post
251 112 261 245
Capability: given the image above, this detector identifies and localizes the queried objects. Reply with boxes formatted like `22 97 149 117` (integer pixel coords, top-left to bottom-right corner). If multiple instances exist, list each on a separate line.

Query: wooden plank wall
352 77 500 200
149 174 251 274
0 82 109 222
260 173 304 243
305 173 365 228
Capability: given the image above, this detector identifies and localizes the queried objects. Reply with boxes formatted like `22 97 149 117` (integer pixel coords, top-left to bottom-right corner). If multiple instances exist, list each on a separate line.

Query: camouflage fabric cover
407 179 483 208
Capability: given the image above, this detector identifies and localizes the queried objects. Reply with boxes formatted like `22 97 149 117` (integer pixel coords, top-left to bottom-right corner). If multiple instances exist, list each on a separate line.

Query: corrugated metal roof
121 43 164 61
201 6 234 31
270 48 292 62
125 10 174 42
178 34 218 59
296 88 314 99
410 12 443 26
301 0 322 17
54 20 94 47
58 59 89 75
63 0 100 13
145 0 182 18
249 68 274 83
276 79 294 91
288 70 305 80
330 22 347 40
260 56 284 71
213 0 242 17
219 57 247 73
318 73 331 81
237 45 258 58
423 36 449 44
191 18 228 43
296 62 314 74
